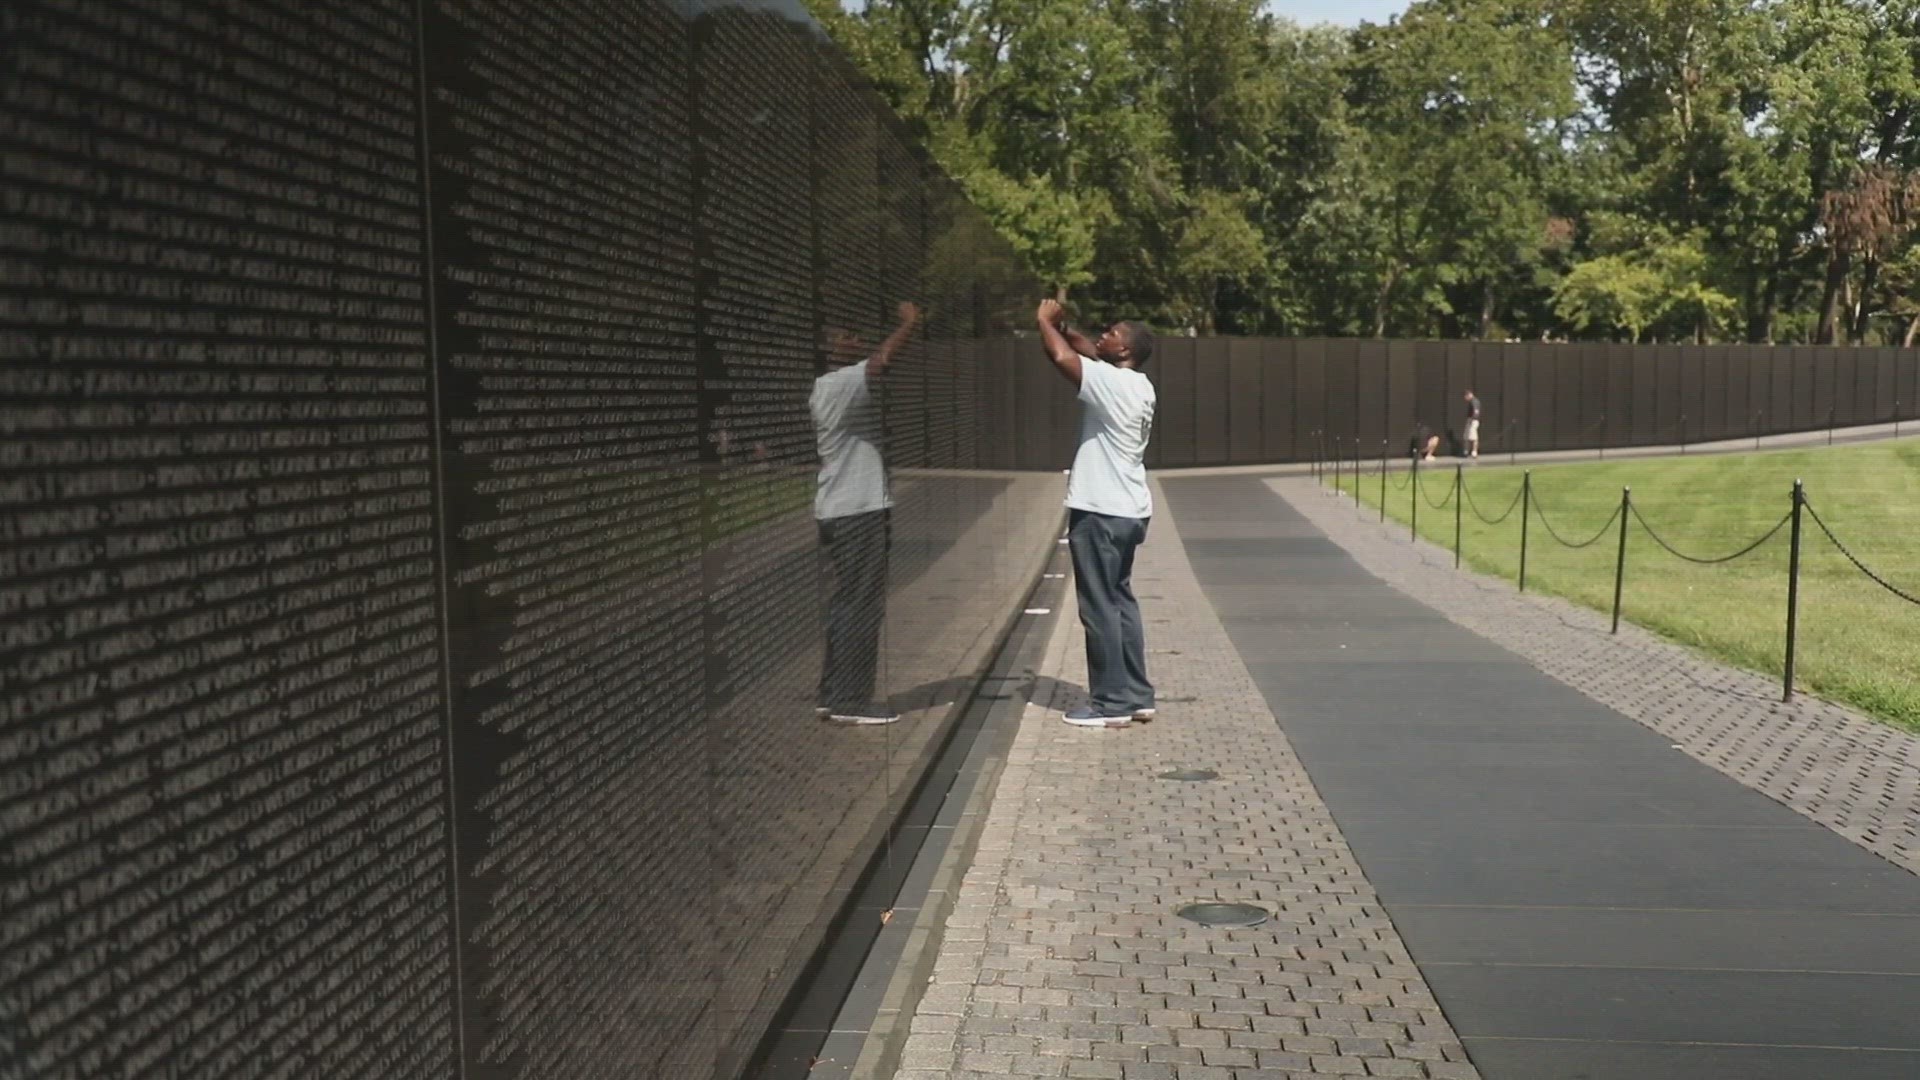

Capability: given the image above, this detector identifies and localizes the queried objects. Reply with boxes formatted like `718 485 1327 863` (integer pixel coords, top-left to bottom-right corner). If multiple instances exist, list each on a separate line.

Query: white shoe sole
1133 709 1156 721
1063 714 1132 729
828 713 900 725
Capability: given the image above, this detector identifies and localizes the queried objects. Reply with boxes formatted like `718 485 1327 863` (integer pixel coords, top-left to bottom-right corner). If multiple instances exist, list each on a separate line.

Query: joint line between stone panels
408 0 470 1072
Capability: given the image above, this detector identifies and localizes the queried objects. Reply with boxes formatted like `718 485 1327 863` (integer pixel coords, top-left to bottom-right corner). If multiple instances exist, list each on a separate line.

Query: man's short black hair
1119 321 1155 367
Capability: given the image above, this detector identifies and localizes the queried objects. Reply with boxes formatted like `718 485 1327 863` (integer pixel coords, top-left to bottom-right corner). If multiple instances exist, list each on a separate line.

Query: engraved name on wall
0 3 457 1076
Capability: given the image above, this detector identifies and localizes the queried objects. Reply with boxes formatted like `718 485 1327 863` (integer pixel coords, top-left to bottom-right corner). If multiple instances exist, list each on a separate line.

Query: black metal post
1610 486 1631 634
1354 440 1362 509
1410 457 1419 541
1379 441 1387 522
1333 436 1341 495
1518 471 1531 592
1453 464 1463 569
1783 479 1805 702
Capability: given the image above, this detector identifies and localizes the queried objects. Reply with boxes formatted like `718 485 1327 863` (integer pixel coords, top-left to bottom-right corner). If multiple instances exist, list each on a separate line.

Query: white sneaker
825 704 900 725
1133 707 1156 721
1063 708 1132 729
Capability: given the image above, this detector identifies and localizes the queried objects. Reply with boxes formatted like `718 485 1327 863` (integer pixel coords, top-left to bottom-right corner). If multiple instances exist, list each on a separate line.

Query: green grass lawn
1332 441 1920 732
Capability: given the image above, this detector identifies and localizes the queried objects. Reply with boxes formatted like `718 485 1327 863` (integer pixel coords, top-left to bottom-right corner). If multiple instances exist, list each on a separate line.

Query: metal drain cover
1176 902 1269 928
1157 768 1219 781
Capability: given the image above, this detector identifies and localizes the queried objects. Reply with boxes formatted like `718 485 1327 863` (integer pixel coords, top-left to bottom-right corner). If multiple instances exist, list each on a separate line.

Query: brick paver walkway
891 480 1478 1080
1275 476 1920 877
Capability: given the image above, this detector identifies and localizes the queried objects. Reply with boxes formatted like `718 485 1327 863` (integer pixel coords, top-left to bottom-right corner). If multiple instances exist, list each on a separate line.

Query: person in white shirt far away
1035 298 1158 729
811 300 919 725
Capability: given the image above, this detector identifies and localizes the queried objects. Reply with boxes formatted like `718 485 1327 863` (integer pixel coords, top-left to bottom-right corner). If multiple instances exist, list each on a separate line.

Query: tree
809 0 1920 342
1167 189 1266 332
1553 223 1735 342
1822 164 1920 343
1553 254 1665 342
955 162 1110 298
1343 0 1576 336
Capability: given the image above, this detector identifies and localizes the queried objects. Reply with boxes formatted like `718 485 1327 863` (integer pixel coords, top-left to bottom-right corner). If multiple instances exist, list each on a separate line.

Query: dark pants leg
1068 509 1153 715
819 510 890 709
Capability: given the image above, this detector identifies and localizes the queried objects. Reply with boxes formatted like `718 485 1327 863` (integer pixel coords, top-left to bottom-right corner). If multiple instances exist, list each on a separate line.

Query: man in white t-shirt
1036 299 1158 729
811 301 920 725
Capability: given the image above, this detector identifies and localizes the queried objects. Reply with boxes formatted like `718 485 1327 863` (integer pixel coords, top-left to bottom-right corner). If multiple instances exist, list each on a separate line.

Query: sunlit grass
1335 440 1920 732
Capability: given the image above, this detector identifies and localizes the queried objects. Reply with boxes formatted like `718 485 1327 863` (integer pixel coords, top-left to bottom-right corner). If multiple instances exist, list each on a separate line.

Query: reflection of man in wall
1036 299 1158 729
812 301 920 725
1463 389 1482 459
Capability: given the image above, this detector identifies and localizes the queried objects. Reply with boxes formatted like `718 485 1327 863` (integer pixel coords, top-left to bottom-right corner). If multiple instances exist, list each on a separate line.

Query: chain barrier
1628 503 1792 566
1416 466 1457 509
1390 464 1413 491
1804 500 1920 607
1375 466 1914 708
1463 477 1524 526
1531 496 1623 550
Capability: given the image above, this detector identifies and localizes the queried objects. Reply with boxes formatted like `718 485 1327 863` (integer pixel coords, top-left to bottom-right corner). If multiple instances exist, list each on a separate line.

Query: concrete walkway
884 474 1920 1080
891 480 1478 1080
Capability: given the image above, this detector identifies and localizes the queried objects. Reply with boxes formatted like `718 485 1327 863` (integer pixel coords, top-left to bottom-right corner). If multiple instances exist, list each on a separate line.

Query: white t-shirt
811 359 892 521
1065 359 1155 519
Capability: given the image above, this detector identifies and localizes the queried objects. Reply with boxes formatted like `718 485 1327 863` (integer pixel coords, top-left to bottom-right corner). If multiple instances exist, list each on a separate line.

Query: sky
1268 0 1409 27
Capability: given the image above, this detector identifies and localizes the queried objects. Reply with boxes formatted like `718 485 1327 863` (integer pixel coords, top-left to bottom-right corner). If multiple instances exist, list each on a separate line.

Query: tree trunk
1746 262 1783 344
1905 313 1920 348
1372 264 1399 339
1852 256 1883 345
1478 282 1497 340
1753 270 1780 344
1817 248 1852 344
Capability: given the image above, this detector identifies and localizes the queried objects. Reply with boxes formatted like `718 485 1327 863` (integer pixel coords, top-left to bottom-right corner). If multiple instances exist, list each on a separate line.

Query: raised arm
1036 299 1083 387
1060 324 1101 360
867 300 921 382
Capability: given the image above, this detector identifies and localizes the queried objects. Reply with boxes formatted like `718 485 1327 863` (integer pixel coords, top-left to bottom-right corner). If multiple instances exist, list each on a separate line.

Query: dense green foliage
810 0 1920 343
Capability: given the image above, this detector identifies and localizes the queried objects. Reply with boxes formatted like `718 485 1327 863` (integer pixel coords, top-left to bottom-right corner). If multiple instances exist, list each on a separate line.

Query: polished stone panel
0 2 1046 1077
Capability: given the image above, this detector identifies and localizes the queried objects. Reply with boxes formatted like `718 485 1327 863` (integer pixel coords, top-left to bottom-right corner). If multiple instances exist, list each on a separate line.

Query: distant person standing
1035 299 1158 729
811 301 920 725
1463 389 1482 459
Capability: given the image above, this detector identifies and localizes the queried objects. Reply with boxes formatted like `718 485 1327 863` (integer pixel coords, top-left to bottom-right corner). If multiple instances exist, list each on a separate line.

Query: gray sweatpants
1067 509 1153 715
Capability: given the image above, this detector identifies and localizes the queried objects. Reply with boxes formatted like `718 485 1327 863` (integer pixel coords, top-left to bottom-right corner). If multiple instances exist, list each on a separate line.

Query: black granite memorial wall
0 2 1053 1078
974 337 1920 470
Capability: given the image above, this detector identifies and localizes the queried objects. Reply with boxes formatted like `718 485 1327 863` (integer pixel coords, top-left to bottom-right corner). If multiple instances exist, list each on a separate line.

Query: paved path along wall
1178 476 1920 1079
1275 476 1920 883
885 473 1920 1080
892 480 1478 1080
